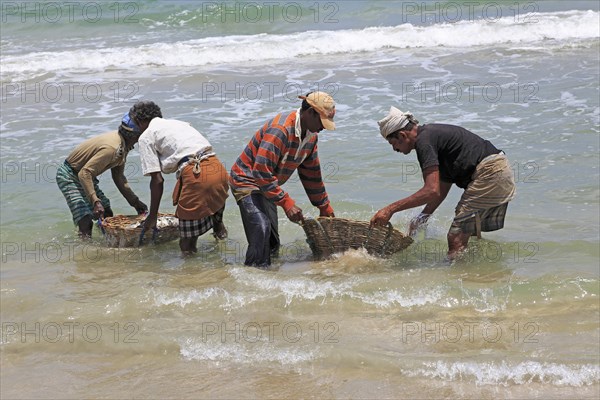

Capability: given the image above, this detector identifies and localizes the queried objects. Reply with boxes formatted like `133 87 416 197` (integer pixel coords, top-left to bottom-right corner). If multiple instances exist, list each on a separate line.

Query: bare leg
212 221 228 240
447 230 471 260
180 236 198 255
78 215 93 239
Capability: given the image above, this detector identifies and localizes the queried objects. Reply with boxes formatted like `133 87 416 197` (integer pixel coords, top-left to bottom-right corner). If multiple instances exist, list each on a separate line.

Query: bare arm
142 171 164 232
370 166 441 227
111 165 147 213
409 179 452 236
422 179 452 215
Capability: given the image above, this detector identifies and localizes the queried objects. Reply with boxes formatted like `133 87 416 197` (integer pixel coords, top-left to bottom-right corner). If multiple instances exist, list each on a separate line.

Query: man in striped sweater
229 91 337 268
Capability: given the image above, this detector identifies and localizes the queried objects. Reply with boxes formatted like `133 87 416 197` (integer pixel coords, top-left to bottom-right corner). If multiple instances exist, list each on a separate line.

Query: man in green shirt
56 113 147 237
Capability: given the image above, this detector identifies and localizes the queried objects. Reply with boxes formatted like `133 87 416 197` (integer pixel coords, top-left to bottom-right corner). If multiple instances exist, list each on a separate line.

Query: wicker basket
99 213 179 247
301 217 413 260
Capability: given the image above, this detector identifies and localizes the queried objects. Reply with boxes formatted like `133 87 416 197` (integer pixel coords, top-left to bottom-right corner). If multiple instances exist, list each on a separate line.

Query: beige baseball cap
299 91 336 130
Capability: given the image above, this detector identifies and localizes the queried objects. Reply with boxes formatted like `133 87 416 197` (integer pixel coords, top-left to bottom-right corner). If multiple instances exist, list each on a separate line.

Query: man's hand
409 213 431 237
134 199 148 215
285 205 304 223
370 207 393 228
142 213 158 233
92 201 105 220
319 208 335 218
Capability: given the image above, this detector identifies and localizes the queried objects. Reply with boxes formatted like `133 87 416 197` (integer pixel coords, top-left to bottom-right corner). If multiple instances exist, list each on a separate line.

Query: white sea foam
229 267 456 309
153 287 224 307
229 266 360 306
560 91 589 108
2 11 598 79
349 287 451 308
405 360 600 386
154 280 445 309
179 338 317 365
152 287 264 311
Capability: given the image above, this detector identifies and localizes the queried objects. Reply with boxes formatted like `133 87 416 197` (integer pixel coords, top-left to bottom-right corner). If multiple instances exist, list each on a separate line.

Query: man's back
415 123 499 188
138 118 213 175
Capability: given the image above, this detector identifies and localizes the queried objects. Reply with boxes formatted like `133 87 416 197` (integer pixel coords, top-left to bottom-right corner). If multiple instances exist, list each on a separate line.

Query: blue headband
121 112 140 133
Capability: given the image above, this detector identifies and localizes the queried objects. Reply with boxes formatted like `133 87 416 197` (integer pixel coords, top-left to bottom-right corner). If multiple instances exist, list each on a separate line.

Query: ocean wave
150 269 598 311
2 10 598 78
230 266 361 306
226 267 453 308
152 267 447 309
405 360 600 386
152 283 451 310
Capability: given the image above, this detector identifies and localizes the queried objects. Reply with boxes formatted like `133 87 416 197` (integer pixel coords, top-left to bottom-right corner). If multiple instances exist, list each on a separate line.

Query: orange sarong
172 156 229 221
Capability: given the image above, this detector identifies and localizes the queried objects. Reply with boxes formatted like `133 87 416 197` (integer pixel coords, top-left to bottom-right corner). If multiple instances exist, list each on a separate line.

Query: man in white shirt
132 101 229 254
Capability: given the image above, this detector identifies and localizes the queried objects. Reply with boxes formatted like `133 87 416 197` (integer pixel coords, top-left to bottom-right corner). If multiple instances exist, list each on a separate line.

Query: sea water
1 1 599 398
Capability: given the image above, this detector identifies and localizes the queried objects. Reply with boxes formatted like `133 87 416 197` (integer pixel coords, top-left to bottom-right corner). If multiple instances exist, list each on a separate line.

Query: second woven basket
100 213 179 247
301 217 413 260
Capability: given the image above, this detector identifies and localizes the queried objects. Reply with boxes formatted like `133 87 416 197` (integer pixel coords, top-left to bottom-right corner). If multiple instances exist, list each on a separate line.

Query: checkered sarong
450 202 510 237
179 207 224 238
56 161 111 224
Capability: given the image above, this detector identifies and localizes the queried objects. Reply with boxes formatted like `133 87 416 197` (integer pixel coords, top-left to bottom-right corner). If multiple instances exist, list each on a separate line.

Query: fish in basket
301 217 413 260
99 213 179 247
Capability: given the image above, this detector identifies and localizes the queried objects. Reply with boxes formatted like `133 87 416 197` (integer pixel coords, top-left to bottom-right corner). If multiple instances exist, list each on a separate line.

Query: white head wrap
378 106 418 139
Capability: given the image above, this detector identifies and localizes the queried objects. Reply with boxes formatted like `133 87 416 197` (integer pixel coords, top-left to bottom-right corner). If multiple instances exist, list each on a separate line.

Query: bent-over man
133 101 229 254
371 106 516 259
57 113 148 237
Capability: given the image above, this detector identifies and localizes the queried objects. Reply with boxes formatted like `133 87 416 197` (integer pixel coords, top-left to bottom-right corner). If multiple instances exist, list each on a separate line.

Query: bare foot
78 232 92 240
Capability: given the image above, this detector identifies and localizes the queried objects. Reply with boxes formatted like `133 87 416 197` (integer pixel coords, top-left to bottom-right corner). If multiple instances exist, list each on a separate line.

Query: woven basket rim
101 212 176 230
100 213 179 247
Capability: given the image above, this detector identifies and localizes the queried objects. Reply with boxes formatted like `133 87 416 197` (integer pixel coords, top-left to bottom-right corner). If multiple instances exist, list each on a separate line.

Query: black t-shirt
415 124 500 189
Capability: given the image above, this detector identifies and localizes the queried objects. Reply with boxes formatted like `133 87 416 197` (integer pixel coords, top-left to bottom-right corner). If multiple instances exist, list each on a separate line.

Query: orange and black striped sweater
229 110 334 214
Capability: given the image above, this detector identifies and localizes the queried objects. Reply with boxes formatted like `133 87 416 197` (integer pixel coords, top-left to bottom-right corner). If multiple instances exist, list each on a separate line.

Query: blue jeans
238 192 280 268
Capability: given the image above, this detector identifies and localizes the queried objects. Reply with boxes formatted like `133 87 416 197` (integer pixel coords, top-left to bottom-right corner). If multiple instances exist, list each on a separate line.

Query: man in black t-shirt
370 106 516 259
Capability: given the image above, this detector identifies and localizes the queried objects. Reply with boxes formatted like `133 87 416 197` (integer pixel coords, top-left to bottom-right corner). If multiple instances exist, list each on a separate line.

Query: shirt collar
294 108 302 138
116 131 131 155
295 107 317 143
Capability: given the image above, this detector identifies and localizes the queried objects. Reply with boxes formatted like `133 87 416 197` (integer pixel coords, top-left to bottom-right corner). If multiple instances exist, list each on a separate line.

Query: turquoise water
1 1 599 398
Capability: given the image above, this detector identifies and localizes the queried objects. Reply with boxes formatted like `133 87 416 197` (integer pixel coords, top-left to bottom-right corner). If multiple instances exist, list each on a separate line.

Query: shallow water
1 1 599 398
